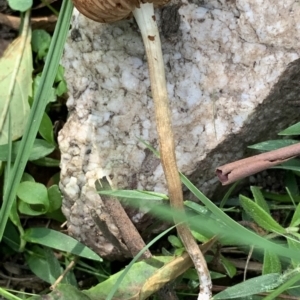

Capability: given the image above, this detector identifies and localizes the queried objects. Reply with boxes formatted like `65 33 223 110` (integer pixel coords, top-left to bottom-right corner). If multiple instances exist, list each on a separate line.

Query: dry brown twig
50 257 78 290
95 177 151 259
216 142 300 185
0 12 57 31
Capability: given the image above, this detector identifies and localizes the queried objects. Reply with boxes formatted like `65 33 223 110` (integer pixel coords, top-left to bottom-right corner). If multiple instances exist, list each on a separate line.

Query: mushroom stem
133 3 212 299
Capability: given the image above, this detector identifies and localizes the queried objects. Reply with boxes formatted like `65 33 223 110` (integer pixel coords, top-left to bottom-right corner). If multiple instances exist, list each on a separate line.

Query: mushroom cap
72 0 170 23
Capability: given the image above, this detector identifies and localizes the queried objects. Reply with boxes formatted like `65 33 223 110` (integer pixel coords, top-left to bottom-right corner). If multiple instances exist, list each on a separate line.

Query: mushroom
70 1 212 298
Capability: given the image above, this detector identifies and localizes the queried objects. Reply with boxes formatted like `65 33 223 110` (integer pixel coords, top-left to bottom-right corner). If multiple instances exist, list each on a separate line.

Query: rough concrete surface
59 0 300 259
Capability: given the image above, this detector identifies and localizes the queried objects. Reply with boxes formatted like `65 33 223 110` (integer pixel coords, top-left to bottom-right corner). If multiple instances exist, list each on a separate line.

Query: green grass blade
0 288 22 300
23 228 102 262
263 271 300 300
98 189 168 201
250 185 270 214
212 273 280 299
180 173 300 262
6 109 12 187
278 122 300 136
219 181 239 208
0 0 73 240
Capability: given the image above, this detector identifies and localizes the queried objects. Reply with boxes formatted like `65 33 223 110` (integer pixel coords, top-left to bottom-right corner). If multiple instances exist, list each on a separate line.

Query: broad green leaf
98 226 175 300
46 209 66 223
17 181 48 206
3 220 20 252
56 79 68 96
21 172 35 182
211 272 226 280
168 235 183 248
213 273 281 299
85 256 172 300
27 284 91 300
39 113 55 145
44 247 64 283
220 255 236 278
49 172 60 185
0 139 55 162
248 139 298 151
184 200 209 215
174 247 185 256
26 246 62 284
26 253 54 284
182 268 200 280
250 186 270 214
32 157 60 167
263 251 281 275
17 181 49 215
0 0 73 240
191 230 208 243
9 198 24 247
0 26 32 145
240 195 286 234
48 185 62 212
32 75 56 103
23 228 102 262
8 0 32 11
278 122 300 136
55 65 68 96
291 202 300 227
287 286 300 299
18 201 46 216
31 29 51 60
55 65 65 82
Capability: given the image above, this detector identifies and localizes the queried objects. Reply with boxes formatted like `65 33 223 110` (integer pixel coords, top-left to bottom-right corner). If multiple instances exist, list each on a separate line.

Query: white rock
59 0 300 259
